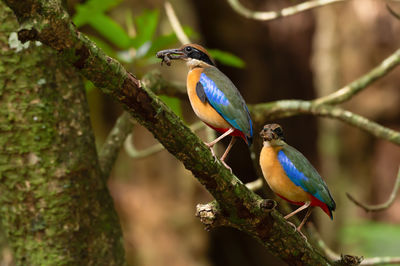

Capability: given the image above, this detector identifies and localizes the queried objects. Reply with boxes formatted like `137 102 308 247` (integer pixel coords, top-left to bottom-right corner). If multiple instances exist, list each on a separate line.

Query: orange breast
187 68 231 129
259 144 310 203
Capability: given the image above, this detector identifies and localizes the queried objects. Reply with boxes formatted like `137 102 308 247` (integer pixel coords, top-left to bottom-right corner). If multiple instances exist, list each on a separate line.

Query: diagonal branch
346 167 400 212
2 0 333 264
315 48 400 105
227 0 345 21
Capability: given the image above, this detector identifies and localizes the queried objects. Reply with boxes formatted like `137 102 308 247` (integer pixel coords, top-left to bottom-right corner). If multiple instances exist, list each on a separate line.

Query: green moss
0 4 124 265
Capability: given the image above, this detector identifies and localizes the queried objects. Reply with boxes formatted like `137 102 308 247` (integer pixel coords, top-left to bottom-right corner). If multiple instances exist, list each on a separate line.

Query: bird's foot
286 220 297 232
220 160 233 173
205 143 218 162
285 220 308 241
296 228 308 241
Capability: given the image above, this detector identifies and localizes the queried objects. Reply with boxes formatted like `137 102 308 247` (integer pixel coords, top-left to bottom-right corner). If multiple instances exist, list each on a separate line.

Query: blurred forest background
73 0 400 265
2 0 400 265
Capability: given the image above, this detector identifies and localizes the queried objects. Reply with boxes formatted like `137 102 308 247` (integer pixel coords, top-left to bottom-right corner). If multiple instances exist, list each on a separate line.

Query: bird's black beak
260 128 274 141
156 48 187 66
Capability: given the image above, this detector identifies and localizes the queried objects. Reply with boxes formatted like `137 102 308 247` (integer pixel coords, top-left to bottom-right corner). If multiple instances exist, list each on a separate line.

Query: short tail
310 194 335 220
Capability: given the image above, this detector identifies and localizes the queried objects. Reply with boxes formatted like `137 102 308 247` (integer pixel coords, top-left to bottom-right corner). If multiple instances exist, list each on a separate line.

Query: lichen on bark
0 4 124 265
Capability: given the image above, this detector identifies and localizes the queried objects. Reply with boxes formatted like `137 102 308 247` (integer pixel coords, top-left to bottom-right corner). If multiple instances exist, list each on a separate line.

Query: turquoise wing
198 67 253 143
277 144 336 211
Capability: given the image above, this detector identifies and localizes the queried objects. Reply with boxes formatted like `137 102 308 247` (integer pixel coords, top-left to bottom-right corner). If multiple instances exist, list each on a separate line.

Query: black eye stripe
186 47 215 66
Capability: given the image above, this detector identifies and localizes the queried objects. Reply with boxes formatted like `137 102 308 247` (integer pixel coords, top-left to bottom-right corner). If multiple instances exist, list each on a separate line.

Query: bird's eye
185 46 192 52
274 127 282 134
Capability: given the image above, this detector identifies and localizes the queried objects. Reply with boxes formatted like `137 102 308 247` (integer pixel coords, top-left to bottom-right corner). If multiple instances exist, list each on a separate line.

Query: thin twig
361 256 400 265
309 224 400 265
315 47 400 105
245 178 264 191
99 111 134 178
164 1 190 44
251 101 400 146
387 4 400 20
124 121 205 159
227 0 345 21
346 167 400 212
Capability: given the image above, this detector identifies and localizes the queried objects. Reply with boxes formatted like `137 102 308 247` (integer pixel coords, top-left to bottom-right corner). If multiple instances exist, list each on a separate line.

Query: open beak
156 48 187 66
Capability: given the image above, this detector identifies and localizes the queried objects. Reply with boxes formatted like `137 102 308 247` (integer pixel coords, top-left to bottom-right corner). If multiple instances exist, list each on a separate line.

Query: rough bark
0 4 124 265
0 0 334 265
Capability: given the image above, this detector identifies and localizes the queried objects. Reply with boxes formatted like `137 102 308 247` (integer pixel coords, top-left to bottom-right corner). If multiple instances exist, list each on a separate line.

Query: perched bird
157 44 253 170
259 124 335 237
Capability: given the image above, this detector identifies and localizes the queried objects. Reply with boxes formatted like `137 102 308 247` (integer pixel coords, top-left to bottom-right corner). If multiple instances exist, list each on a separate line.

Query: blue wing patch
199 73 242 130
277 150 325 203
199 73 229 106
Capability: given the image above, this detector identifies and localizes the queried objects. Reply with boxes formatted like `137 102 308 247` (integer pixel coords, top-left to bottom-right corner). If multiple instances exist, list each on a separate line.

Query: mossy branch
3 0 335 264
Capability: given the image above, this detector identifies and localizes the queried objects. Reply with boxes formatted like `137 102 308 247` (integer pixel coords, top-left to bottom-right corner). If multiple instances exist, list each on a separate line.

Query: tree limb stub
3 0 333 264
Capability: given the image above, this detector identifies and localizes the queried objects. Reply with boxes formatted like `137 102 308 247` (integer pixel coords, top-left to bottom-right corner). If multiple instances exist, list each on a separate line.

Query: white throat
263 141 271 147
186 58 211 70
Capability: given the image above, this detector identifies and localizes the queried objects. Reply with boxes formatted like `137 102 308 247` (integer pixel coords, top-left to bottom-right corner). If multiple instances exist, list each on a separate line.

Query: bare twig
387 4 400 20
245 178 264 191
346 167 400 212
361 256 400 265
227 0 345 21
164 1 190 44
99 111 134 178
309 223 400 265
124 121 205 159
251 101 400 146
315 48 400 105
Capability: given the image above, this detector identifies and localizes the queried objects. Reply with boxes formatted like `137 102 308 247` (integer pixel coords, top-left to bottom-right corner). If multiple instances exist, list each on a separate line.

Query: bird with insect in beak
157 44 253 171
259 124 336 239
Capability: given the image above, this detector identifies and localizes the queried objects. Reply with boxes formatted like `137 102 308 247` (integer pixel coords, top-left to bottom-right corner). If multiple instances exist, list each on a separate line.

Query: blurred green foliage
209 49 245 68
72 0 244 117
341 221 400 259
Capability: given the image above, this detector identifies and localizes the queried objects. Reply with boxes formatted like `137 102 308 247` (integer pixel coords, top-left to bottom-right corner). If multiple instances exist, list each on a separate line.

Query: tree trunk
0 4 124 265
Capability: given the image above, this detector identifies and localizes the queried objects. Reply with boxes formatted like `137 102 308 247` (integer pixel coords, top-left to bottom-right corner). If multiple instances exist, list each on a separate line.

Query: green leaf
208 49 245 68
159 95 182 118
88 13 132 49
73 0 123 27
130 10 159 49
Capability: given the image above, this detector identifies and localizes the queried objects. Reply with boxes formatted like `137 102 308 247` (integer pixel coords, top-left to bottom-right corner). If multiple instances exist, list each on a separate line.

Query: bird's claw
286 221 297 232
296 229 308 241
285 220 308 241
205 143 218 162
221 160 233 173
204 142 232 172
